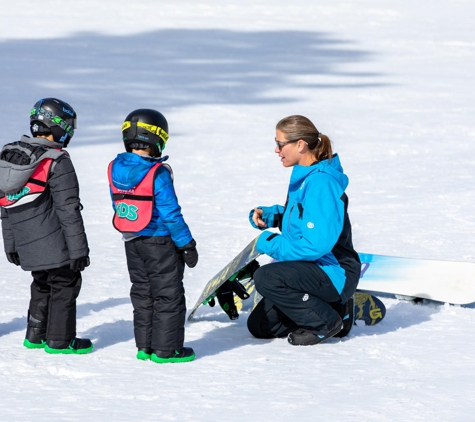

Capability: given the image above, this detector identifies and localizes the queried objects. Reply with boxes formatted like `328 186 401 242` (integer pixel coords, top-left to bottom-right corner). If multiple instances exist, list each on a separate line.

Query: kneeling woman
248 115 360 346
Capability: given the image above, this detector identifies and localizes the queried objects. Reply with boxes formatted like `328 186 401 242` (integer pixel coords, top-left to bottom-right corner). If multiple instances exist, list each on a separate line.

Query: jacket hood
0 135 64 194
289 154 349 191
28 136 64 150
110 152 168 190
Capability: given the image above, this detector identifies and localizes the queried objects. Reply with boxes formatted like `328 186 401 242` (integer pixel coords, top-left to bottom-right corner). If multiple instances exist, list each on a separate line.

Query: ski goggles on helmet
122 121 169 145
30 107 76 138
122 121 169 154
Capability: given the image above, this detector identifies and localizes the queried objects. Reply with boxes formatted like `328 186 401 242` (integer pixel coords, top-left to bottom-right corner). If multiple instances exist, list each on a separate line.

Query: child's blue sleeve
154 168 193 248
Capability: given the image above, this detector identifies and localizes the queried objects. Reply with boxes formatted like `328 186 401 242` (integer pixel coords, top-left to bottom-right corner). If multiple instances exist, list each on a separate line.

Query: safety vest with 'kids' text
108 161 162 233
0 158 53 208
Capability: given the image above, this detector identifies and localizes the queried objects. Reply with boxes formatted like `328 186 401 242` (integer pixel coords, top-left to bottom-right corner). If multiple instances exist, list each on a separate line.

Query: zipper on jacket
287 205 294 232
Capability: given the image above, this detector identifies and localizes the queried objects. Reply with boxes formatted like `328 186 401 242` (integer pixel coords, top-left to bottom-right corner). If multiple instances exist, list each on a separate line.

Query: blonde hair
276 115 332 162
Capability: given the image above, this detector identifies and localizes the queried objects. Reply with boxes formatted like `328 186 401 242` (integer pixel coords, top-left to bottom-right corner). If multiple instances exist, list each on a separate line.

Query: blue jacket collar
289 154 348 190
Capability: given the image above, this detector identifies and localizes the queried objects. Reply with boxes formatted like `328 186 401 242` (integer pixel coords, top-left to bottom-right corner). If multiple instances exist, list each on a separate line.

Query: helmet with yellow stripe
122 109 169 157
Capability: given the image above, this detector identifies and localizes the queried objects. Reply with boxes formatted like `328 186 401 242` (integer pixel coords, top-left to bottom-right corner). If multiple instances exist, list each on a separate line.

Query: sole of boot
44 344 94 355
151 353 195 364
288 324 343 346
23 339 46 349
136 350 152 360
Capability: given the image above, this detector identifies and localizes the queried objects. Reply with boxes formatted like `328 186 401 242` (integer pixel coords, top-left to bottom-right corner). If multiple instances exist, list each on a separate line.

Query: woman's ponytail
276 115 332 163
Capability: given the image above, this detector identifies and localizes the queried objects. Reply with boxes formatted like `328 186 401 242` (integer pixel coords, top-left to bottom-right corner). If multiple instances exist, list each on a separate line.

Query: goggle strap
30 107 75 137
122 121 169 144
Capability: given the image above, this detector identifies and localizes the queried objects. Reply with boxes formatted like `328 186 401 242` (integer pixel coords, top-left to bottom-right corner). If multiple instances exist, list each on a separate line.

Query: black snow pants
125 235 186 351
247 261 342 338
28 265 82 341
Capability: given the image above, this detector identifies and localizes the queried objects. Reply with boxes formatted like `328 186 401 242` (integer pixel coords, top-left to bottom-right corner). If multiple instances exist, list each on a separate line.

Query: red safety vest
108 161 162 233
0 158 53 208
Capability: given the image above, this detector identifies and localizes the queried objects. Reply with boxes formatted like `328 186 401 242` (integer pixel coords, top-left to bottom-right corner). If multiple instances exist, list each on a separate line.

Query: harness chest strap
108 161 162 233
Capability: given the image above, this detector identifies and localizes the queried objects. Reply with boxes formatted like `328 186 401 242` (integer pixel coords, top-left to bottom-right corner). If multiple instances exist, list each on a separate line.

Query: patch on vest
115 202 139 221
6 186 31 201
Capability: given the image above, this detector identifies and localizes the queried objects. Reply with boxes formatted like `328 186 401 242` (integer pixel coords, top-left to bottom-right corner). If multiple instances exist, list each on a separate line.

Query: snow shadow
186 311 263 358
349 299 441 339
77 297 134 350
0 316 26 338
0 29 386 142
82 320 134 350
190 299 445 351
76 297 130 318
0 297 130 339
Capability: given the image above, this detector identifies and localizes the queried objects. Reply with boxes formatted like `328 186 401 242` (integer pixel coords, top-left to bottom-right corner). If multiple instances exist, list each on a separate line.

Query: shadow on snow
0 28 386 143
0 297 130 339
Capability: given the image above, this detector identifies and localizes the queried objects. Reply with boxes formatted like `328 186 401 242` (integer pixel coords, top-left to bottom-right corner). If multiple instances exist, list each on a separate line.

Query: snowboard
358 253 475 305
188 236 386 325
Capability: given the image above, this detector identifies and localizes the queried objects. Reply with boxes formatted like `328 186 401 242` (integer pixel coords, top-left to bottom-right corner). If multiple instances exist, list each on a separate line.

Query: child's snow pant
125 235 186 351
28 265 82 341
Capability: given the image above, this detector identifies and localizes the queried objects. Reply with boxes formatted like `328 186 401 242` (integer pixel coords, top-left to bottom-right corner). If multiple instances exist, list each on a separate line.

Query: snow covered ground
1 1 475 420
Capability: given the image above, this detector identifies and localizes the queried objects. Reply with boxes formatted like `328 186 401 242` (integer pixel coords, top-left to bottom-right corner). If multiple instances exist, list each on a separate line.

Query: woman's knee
254 264 283 294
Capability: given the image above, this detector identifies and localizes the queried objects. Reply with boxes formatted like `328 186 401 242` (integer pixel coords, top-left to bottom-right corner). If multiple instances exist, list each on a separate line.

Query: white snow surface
1 1 475 421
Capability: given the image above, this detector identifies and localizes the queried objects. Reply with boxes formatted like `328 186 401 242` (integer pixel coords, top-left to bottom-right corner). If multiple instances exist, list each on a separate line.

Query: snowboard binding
207 259 260 320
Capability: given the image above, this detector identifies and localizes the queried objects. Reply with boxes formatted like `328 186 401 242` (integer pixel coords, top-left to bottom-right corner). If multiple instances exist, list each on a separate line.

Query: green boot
151 347 195 364
23 314 47 349
45 338 93 355
136 348 152 360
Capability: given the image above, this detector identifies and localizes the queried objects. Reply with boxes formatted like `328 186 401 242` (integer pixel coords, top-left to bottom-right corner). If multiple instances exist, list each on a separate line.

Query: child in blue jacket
108 109 197 363
248 115 360 346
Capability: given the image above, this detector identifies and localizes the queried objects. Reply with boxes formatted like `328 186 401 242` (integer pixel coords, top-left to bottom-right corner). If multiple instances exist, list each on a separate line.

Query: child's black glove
6 252 20 266
70 256 90 272
179 239 198 268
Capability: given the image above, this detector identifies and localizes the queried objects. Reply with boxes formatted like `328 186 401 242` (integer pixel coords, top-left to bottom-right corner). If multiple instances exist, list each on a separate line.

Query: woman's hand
252 208 267 228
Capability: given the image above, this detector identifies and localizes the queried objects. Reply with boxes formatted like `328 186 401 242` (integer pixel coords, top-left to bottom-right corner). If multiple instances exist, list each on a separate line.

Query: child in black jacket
0 98 92 354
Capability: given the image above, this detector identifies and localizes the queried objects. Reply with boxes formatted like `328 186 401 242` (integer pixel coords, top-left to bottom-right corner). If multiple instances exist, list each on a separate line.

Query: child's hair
276 115 333 162
128 142 150 150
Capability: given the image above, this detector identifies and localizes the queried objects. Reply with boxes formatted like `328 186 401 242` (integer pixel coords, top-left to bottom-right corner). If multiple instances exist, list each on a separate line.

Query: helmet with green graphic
122 109 169 157
30 98 77 147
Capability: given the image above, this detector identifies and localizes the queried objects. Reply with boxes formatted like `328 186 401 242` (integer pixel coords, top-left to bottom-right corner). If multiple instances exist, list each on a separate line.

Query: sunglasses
275 138 300 150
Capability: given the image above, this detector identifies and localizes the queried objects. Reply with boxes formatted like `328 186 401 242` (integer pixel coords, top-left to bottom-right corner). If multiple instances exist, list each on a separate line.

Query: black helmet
30 98 77 147
122 109 169 157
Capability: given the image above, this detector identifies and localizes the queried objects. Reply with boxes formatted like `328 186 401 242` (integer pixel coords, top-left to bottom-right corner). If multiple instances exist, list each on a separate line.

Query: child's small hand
70 256 90 272
252 208 267 228
6 252 20 266
179 239 198 268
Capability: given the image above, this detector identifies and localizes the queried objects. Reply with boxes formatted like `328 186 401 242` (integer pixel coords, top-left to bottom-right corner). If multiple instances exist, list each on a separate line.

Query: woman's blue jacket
249 154 360 301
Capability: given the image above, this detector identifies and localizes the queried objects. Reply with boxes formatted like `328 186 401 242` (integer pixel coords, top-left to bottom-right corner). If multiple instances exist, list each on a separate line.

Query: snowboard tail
354 292 385 325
